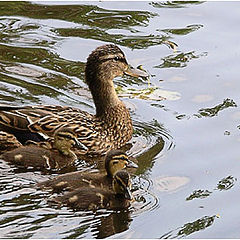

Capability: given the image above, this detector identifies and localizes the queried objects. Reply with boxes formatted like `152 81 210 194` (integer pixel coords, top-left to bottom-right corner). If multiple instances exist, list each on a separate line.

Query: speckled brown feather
50 186 131 211
0 131 22 153
1 145 77 170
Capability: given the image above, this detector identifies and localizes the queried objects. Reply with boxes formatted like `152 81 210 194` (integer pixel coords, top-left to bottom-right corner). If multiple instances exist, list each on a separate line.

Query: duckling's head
85 44 148 116
105 149 137 177
54 127 83 155
112 170 133 200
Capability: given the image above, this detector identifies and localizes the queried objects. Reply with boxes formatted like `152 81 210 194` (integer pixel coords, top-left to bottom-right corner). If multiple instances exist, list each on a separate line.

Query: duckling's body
0 131 22 153
1 127 81 171
0 45 148 156
37 149 136 192
50 170 133 211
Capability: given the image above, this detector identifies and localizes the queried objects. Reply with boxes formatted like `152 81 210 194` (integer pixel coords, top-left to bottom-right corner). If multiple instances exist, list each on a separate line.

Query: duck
37 149 137 192
1 127 82 171
0 44 148 156
49 170 133 211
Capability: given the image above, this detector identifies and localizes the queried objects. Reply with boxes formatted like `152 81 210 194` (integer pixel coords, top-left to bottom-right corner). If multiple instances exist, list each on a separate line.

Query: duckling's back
37 170 111 192
1 145 74 170
50 187 130 211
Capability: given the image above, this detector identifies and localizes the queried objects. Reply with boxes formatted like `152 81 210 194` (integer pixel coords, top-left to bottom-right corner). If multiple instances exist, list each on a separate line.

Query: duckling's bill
124 186 133 200
127 160 138 168
74 138 88 151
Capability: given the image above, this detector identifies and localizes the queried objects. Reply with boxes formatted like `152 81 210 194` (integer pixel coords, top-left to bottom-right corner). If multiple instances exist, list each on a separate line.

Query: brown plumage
0 44 148 156
0 131 22 153
1 127 82 171
49 170 133 211
37 149 137 192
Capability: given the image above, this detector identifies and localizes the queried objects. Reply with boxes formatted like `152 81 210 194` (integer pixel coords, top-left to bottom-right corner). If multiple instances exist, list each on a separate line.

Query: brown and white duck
0 44 148 156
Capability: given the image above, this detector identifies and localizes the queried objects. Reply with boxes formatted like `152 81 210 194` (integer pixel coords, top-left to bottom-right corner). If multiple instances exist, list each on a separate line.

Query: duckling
0 131 22 153
37 149 137 192
50 170 133 211
0 44 148 156
1 127 82 171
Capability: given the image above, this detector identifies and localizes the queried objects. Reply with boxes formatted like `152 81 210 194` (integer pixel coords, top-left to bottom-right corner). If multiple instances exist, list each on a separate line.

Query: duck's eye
114 56 120 61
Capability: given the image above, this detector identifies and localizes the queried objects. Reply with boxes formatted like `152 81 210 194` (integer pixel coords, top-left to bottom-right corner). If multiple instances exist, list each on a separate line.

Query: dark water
0 1 240 238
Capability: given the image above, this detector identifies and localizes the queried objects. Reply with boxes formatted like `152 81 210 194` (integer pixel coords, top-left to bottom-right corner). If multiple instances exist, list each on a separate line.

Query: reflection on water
150 1 204 9
161 215 216 239
195 98 237 118
186 189 212 201
156 51 207 69
161 24 203 36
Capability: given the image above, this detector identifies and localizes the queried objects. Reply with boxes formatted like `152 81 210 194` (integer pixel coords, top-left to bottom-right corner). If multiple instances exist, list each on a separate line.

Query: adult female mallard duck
1 127 82 171
0 44 148 156
49 170 133 211
37 149 137 192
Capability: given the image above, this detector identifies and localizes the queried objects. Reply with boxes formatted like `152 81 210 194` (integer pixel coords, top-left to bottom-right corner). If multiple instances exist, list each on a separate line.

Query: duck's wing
0 105 93 144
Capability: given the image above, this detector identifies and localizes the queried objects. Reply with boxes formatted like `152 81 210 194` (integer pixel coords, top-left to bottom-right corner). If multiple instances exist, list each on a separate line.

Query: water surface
0 1 240 238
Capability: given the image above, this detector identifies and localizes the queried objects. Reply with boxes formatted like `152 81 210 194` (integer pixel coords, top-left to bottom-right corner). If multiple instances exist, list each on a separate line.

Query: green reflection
161 24 203 35
177 215 216 238
0 44 85 79
0 2 156 30
155 51 207 68
161 215 216 238
150 1 204 9
195 98 237 118
216 175 237 191
186 189 212 201
57 27 168 50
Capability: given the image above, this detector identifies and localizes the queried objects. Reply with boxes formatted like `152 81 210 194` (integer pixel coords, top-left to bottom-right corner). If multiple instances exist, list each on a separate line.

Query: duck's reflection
95 210 132 239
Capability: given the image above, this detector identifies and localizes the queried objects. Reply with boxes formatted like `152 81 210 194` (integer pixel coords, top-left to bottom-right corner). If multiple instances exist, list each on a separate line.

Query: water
0 1 240 238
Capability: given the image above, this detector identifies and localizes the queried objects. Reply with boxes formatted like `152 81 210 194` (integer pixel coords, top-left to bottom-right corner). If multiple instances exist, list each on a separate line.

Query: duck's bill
124 65 149 78
126 160 138 169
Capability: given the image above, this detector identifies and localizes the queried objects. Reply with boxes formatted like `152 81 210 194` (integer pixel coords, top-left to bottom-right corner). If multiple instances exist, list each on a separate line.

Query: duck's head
112 170 133 200
105 149 137 177
85 44 148 84
85 44 148 115
54 127 84 155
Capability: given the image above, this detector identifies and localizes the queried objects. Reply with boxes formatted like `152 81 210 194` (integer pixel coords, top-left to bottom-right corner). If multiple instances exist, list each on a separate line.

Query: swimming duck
37 149 137 192
49 170 133 211
0 44 148 156
1 127 82 171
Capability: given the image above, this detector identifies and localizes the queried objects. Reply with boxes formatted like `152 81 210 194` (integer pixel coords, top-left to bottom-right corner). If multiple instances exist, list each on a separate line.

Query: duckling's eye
112 160 119 165
58 133 73 140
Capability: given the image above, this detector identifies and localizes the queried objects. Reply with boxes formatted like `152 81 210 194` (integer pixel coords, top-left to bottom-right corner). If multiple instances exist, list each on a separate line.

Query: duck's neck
87 73 122 117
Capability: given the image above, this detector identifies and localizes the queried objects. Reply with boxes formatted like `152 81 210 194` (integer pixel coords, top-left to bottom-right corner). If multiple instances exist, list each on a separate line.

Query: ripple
131 176 160 217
